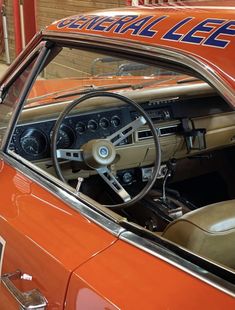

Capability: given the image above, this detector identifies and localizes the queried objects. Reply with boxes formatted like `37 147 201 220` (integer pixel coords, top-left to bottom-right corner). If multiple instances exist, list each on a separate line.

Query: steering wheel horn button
98 146 109 158
83 139 116 168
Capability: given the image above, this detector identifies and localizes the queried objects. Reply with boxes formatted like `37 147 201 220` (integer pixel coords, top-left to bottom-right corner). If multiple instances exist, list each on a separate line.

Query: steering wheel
51 91 161 208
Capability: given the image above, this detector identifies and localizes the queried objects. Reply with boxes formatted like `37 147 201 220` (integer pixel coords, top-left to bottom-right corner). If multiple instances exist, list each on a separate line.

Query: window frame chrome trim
0 42 50 152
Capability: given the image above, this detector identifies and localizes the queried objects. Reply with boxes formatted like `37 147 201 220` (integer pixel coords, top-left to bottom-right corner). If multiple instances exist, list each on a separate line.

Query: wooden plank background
36 0 125 30
1 0 14 63
1 0 125 63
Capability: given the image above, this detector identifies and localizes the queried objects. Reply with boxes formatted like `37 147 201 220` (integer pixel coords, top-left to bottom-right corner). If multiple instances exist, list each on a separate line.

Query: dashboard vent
137 123 181 141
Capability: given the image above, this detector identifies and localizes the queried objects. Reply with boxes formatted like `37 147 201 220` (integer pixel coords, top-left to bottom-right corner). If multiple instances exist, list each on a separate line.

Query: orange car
0 2 234 310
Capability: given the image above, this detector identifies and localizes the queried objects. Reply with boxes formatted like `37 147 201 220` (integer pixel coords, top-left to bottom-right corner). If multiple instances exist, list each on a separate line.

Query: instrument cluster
9 107 131 161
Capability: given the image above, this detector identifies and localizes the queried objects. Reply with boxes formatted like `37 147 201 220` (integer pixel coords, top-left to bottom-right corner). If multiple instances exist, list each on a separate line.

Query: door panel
0 161 117 309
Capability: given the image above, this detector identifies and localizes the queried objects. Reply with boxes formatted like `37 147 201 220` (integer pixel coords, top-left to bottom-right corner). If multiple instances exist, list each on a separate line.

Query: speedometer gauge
20 129 47 156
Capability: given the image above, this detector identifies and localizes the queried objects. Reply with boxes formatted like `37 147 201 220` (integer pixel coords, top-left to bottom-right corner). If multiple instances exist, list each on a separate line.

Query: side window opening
4 43 233 281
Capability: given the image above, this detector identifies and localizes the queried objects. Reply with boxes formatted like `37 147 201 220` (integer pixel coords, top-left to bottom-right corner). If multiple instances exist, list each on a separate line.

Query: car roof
45 5 235 105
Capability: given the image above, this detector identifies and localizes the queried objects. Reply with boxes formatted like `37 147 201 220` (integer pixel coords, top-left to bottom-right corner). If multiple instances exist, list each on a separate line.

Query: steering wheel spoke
97 167 131 202
56 148 83 161
107 116 146 146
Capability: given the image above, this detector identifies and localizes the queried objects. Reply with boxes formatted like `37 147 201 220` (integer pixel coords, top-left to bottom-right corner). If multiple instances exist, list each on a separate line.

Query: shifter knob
167 158 177 173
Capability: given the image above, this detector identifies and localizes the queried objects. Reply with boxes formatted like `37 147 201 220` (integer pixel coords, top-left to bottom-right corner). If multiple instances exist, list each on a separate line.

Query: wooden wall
1 0 125 63
36 0 125 31
36 0 125 79
1 0 15 63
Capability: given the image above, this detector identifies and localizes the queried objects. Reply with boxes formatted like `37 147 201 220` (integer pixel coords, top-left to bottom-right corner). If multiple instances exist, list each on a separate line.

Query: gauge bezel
111 115 121 128
99 117 110 129
75 121 86 134
55 124 75 149
87 119 98 132
20 128 48 157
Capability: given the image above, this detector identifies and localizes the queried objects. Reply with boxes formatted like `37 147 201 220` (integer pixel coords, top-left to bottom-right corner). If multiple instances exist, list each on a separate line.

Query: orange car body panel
66 239 235 310
0 161 116 308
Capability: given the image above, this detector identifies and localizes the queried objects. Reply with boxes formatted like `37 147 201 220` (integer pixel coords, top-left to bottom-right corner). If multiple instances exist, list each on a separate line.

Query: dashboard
9 92 232 165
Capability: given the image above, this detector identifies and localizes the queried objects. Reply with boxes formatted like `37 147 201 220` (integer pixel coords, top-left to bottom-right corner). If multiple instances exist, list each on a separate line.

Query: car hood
27 75 193 107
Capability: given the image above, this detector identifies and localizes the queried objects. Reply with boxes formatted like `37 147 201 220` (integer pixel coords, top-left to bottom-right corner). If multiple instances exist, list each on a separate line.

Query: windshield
26 46 191 108
0 43 205 153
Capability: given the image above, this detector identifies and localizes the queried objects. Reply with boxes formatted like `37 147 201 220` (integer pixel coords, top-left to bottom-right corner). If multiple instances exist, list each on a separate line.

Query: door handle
1 270 47 309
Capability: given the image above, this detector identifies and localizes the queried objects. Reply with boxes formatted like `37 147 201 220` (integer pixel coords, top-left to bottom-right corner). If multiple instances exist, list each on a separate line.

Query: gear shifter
157 158 184 219
146 158 192 223
162 159 177 203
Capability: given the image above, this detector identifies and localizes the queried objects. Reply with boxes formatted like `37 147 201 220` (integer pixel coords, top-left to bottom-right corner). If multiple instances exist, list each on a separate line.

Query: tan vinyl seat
162 200 235 270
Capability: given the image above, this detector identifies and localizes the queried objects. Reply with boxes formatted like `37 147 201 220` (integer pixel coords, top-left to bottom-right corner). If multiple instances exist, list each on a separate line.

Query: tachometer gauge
20 129 47 156
56 125 75 148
